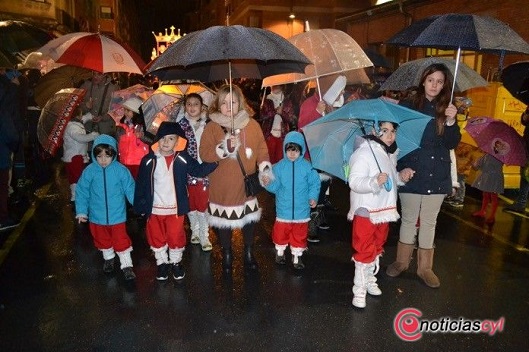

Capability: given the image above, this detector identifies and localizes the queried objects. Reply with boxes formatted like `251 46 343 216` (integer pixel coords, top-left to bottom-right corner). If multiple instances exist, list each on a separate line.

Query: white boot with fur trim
197 212 212 251
366 255 382 296
70 183 77 202
187 211 200 245
352 259 368 308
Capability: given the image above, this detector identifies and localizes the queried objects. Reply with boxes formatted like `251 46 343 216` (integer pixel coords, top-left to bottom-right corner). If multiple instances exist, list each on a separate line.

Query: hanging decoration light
151 26 185 61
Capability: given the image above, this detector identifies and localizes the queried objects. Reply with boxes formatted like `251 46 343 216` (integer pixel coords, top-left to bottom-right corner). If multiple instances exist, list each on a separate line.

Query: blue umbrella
301 98 432 182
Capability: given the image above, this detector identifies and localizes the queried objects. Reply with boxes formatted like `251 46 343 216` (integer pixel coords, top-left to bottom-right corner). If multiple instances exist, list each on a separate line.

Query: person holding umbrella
199 84 271 275
504 107 529 215
80 71 119 137
348 121 415 308
385 63 460 288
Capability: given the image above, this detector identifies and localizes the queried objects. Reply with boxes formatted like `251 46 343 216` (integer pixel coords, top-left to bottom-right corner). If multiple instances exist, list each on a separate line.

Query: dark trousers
215 222 256 249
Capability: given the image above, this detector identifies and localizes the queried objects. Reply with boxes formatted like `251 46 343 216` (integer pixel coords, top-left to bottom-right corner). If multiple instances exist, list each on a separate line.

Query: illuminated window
100 6 113 20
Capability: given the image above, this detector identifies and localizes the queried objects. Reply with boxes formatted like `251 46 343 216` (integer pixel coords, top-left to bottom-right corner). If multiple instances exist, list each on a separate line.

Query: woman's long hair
410 63 453 135
209 84 254 117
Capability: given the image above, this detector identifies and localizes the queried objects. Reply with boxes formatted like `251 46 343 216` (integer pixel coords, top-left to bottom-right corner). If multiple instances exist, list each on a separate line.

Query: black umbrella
147 25 311 82
0 20 54 66
501 61 529 105
386 13 529 99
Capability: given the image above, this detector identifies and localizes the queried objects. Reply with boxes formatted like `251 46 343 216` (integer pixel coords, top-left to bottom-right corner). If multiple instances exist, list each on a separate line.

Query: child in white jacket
348 121 414 308
62 108 99 201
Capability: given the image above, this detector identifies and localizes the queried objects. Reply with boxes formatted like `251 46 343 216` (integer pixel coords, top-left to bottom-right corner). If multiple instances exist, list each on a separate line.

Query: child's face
159 134 178 155
220 92 240 116
124 108 134 119
96 152 112 168
286 149 300 161
378 122 397 147
185 97 202 120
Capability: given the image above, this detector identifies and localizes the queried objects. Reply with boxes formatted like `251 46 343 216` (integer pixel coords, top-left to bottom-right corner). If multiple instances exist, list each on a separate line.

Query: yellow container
464 82 526 189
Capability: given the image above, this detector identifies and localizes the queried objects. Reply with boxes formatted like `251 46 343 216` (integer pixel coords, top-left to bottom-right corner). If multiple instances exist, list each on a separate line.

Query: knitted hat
155 121 186 141
122 97 143 114
322 75 346 105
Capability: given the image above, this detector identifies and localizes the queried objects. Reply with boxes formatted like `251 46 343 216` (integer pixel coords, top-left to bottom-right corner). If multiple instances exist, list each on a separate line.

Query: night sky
130 0 199 61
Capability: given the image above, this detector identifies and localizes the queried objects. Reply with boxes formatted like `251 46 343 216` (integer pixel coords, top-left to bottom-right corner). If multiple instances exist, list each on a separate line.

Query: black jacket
397 98 461 195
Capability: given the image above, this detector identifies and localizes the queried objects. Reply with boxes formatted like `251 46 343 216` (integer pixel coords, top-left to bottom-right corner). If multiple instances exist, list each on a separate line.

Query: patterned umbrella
37 88 86 156
464 116 527 166
142 82 215 136
107 84 153 124
38 32 146 74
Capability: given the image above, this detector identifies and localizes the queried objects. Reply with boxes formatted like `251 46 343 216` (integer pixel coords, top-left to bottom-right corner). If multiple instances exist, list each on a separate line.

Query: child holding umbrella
348 121 414 308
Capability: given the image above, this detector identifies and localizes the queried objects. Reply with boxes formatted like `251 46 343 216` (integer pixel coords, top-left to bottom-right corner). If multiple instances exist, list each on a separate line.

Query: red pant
89 222 132 252
188 182 209 212
146 214 186 249
272 221 308 248
266 135 284 165
65 155 86 184
125 164 140 180
351 216 389 263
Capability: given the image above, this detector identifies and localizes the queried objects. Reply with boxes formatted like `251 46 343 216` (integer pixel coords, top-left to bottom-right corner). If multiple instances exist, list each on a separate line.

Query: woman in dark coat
385 63 461 288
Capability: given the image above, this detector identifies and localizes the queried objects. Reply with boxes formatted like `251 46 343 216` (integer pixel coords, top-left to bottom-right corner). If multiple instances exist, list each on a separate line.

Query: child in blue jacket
133 122 217 282
261 131 320 270
75 134 136 280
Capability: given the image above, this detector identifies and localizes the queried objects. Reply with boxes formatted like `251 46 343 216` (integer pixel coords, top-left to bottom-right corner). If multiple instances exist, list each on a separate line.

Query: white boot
366 255 382 296
197 212 212 251
117 247 135 280
187 211 200 244
116 246 134 269
291 247 305 270
352 259 368 308
70 183 77 202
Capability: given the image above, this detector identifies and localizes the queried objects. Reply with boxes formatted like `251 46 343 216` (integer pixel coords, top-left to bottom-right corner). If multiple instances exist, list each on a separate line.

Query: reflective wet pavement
1 160 528 351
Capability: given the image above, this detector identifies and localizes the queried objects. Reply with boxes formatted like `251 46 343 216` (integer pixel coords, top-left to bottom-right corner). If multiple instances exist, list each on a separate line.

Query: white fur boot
187 211 200 244
70 183 77 202
352 259 368 308
366 255 382 296
197 212 212 251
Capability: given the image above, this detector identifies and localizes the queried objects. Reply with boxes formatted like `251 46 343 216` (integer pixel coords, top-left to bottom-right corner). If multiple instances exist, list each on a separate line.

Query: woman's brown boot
417 248 440 288
386 242 415 277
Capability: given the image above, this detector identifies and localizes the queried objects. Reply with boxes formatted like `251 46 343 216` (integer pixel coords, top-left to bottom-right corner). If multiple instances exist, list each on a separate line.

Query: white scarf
209 110 250 130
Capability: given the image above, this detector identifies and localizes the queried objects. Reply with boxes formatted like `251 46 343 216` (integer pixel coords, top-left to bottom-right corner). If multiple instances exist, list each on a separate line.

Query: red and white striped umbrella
38 32 145 75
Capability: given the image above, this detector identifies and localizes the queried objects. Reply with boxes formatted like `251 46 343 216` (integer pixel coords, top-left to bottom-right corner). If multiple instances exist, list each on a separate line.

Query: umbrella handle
383 178 392 192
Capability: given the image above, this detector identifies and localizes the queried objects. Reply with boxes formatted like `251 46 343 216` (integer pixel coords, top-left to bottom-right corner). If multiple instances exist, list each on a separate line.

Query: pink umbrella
107 84 153 124
465 117 527 166
38 32 146 74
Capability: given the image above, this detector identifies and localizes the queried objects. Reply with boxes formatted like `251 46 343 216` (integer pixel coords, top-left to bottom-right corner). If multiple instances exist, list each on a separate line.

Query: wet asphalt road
1 160 528 351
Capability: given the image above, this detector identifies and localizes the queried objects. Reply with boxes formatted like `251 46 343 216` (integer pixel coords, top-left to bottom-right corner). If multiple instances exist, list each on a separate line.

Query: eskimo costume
263 131 320 268
134 122 217 281
62 113 99 201
178 113 212 251
75 134 136 279
347 135 404 308
199 109 271 273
